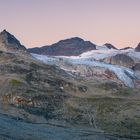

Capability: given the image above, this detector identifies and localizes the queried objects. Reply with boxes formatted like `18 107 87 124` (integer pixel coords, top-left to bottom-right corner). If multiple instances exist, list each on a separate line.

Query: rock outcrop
111 54 135 68
102 54 135 68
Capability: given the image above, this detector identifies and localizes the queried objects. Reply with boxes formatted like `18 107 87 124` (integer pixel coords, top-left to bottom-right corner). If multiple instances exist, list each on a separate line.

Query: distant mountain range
0 29 140 56
27 38 118 56
28 36 140 56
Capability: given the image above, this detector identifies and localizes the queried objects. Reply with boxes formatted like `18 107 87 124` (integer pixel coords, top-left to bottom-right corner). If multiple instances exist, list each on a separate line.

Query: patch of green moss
97 82 119 90
113 88 139 97
10 79 22 86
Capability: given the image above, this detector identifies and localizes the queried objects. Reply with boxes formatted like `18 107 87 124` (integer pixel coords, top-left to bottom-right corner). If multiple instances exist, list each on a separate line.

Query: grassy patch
10 79 22 86
113 88 139 97
97 82 119 90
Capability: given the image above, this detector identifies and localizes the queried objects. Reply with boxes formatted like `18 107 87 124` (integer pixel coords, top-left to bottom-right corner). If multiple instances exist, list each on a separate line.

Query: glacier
31 53 138 88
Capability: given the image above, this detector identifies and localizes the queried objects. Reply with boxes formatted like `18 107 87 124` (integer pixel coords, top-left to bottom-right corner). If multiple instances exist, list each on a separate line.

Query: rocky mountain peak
1 29 8 34
54 37 92 48
135 43 140 52
58 37 84 43
0 29 26 52
28 37 96 56
104 43 117 49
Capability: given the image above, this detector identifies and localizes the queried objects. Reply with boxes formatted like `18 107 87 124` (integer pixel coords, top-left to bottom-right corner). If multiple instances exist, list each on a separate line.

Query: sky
0 0 140 48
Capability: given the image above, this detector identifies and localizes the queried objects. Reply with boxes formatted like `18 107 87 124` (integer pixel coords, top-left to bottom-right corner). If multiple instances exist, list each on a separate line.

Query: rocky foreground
0 112 134 140
0 30 140 140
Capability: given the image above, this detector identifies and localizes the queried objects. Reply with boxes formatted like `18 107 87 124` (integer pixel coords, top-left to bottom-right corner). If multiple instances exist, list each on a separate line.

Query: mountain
135 42 140 52
0 30 140 139
0 30 26 52
28 37 96 56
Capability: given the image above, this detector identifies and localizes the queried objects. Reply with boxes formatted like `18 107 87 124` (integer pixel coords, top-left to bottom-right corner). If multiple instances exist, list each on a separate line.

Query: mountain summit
104 43 117 49
135 42 140 52
0 30 26 52
28 37 96 56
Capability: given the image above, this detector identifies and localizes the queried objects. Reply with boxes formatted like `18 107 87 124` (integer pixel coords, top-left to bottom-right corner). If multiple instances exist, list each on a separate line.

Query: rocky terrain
0 30 140 140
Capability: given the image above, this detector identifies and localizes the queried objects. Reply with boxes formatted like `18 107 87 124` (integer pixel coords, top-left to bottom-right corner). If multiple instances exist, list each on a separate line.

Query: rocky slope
28 37 96 56
0 30 140 139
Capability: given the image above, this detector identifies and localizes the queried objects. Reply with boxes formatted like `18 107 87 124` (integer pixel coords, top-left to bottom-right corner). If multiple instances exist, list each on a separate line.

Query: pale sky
0 0 140 48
